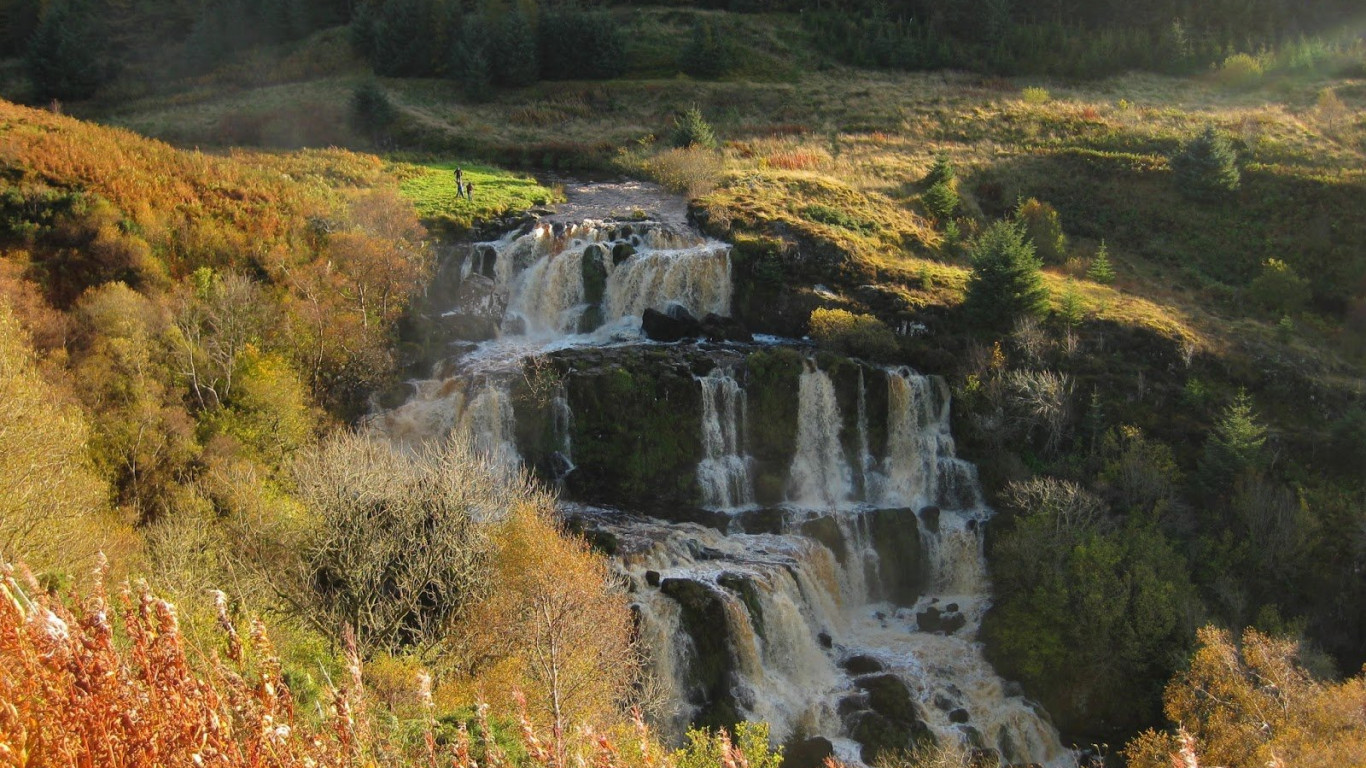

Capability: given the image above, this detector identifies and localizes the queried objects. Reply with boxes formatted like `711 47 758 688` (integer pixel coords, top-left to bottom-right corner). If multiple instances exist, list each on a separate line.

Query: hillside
3 3 1366 767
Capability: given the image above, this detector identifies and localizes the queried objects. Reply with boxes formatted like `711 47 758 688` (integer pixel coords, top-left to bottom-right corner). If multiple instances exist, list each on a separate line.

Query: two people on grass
453 167 475 201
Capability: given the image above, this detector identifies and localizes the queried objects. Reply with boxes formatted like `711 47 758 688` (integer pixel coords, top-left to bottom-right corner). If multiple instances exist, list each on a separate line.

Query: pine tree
491 7 539 87
921 180 959 220
923 152 955 187
1200 389 1267 489
964 220 1049 329
1087 241 1116 283
25 0 108 102
1172 125 1241 200
671 105 717 150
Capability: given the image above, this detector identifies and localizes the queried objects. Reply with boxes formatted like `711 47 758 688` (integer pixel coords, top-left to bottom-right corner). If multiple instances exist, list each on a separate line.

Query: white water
374 213 1070 767
787 363 855 509
697 368 756 510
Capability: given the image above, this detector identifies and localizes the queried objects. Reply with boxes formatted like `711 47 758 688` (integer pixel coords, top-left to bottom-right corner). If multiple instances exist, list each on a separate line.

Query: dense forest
2 1 1366 767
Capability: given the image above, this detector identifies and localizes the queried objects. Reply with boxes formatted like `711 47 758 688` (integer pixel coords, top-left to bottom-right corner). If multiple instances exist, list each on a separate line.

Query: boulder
701 313 754 343
842 654 884 675
845 674 935 763
642 306 703 342
916 605 966 635
783 737 834 768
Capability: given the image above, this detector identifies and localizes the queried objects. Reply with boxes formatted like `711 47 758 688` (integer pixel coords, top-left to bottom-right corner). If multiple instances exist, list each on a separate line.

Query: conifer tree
25 0 108 101
491 7 539 87
964 220 1049 329
671 105 718 150
1172 125 1241 200
1087 241 1116 283
1200 389 1267 489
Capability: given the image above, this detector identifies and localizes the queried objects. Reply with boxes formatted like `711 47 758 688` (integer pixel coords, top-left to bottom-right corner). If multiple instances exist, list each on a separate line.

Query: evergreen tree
25 0 109 102
490 7 539 87
1087 241 1116 283
1172 125 1241 200
539 7 625 81
1200 389 1267 489
671 105 717 150
372 0 436 78
964 220 1049 329
923 152 955 187
0 0 43 55
349 80 398 144
921 180 958 220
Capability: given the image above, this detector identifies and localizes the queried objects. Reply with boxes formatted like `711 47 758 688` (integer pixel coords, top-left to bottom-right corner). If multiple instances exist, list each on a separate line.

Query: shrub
1171 125 1241 200
921 180 959 220
963 220 1049 329
1217 52 1264 88
1014 198 1067 265
349 80 398 143
678 19 733 79
1246 258 1311 316
671 105 718 150
1087 241 1116 283
1021 86 1051 104
641 147 723 198
808 307 899 361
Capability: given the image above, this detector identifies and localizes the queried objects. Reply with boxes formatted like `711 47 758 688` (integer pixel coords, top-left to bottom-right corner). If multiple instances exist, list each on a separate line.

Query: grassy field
392 160 561 232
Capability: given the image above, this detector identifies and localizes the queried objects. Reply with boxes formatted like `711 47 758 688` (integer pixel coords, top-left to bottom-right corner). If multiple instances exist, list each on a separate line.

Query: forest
2 1 1366 767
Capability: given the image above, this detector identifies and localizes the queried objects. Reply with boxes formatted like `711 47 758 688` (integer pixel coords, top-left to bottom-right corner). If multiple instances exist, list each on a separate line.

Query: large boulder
659 577 741 731
782 737 834 768
844 674 936 764
642 306 703 342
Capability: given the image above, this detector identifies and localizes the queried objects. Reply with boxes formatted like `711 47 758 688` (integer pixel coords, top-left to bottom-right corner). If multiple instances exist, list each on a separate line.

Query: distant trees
963 220 1048 329
1172 125 1241 200
25 0 109 102
679 18 734 79
539 7 626 80
349 80 399 143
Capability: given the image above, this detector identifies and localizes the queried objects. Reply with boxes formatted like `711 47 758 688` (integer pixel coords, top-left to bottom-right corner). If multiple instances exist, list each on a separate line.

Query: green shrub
1217 52 1264 88
1246 258 1311 316
964 220 1049 330
1022 86 1051 104
1172 125 1241 200
921 180 959 220
1015 198 1067 265
671 105 718 150
808 308 899 362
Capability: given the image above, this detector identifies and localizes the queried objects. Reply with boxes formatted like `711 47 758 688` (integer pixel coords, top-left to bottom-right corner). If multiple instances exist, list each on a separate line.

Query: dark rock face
782 737 835 768
866 508 926 607
659 577 741 731
800 516 847 564
642 306 703 342
843 673 936 763
700 313 753 343
918 506 941 533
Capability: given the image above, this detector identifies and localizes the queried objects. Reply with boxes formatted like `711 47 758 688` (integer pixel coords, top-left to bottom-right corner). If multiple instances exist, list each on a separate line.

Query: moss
660 577 742 732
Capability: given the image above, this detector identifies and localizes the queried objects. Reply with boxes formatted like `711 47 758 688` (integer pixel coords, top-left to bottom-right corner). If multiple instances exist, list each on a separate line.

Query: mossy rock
743 347 805 505
846 674 935 764
866 508 926 606
660 577 742 731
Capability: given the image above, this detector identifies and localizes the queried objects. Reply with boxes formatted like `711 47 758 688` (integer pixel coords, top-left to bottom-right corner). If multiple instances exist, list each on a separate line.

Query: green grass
392 160 561 232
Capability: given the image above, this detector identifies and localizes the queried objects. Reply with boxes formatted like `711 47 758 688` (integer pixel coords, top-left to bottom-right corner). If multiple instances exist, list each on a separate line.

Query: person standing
465 181 474 201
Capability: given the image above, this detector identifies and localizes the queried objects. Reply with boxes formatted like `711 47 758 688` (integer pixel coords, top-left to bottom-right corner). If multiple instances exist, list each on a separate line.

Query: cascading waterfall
697 368 756 510
786 363 854 509
377 205 1071 768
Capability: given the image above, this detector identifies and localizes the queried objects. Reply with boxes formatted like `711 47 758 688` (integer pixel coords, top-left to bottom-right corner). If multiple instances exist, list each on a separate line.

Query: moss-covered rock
867 508 926 606
659 577 742 731
743 347 805 506
844 674 935 764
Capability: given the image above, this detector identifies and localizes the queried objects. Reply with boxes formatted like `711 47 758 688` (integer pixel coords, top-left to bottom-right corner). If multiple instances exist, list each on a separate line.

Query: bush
641 146 723 198
1217 52 1264 88
349 80 398 142
1172 125 1241 200
963 220 1049 330
921 180 959 220
808 307 900 361
1021 86 1051 104
671 105 718 150
678 19 733 79
1014 198 1067 265
1246 258 1311 316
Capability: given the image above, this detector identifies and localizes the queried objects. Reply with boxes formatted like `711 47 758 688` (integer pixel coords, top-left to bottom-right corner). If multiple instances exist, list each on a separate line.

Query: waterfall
786 363 854 509
875 368 945 509
697 368 755 511
476 221 733 339
551 383 575 480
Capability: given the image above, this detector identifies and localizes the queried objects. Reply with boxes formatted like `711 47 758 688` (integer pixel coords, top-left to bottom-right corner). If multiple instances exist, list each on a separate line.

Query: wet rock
846 672 936 763
735 508 785 534
612 242 636 265
818 631 833 649
701 313 753 343
717 572 766 640
916 605 966 635
582 244 609 307
645 570 661 588
800 516 847 564
642 306 703 342
918 506 941 533
842 655 884 675
867 508 926 606
783 737 835 768
659 577 741 731
950 708 970 724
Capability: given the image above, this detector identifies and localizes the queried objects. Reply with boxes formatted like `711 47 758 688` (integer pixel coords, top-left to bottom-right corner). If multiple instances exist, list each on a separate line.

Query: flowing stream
371 207 1072 767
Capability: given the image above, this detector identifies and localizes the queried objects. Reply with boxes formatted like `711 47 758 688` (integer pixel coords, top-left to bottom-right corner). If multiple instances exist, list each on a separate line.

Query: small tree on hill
1172 125 1241 200
671 105 717 150
923 152 954 187
1200 389 1267 490
349 80 398 144
922 180 959 220
1015 197 1067 265
1087 241 1116 283
964 220 1049 330
1246 258 1311 316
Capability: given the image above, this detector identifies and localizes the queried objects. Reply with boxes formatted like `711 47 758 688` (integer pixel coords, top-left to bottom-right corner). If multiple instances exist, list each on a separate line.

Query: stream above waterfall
370 183 1074 768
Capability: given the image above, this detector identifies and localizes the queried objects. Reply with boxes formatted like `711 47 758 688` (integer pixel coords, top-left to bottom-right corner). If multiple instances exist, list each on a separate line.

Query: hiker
454 180 465 199
465 181 474 201
454 166 463 185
